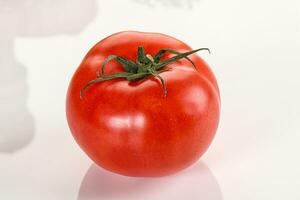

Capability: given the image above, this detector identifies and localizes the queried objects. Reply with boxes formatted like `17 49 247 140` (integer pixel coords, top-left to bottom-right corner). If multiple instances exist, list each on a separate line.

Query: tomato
66 31 220 177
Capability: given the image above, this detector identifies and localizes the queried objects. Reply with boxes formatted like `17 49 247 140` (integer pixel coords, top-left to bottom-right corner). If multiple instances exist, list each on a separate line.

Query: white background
0 0 300 199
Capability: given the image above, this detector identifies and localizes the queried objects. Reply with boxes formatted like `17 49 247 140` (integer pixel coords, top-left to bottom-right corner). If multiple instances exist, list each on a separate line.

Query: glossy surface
66 31 220 176
1 0 300 199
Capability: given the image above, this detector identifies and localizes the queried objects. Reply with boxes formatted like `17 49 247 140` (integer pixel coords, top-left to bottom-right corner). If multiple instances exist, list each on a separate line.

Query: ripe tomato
66 31 220 177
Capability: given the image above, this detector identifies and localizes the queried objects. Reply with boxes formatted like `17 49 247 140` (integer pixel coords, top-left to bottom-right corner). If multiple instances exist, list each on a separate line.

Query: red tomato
66 31 220 177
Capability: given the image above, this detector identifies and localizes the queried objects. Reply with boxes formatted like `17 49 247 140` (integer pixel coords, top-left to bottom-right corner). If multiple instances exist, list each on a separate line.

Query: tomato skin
66 31 220 177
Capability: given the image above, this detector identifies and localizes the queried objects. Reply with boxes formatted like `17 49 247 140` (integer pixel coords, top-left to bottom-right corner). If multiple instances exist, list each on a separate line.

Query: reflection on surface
132 0 200 8
78 162 222 200
0 0 97 153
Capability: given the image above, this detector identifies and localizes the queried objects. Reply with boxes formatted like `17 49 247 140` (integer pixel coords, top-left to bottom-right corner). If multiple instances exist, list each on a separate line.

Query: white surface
0 0 300 199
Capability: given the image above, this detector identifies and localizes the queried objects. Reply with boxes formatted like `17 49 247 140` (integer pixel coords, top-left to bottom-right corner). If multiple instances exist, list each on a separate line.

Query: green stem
80 46 210 99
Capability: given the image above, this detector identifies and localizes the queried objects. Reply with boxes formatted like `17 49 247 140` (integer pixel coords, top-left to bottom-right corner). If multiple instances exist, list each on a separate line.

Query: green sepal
81 46 210 98
116 56 138 73
80 72 133 99
154 48 196 68
148 69 167 97
154 48 210 70
101 55 138 76
126 72 150 81
137 46 149 64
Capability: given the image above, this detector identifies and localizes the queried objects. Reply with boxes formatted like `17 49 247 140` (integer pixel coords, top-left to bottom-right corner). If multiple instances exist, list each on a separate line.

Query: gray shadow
132 0 200 8
0 57 34 153
0 0 97 153
78 161 222 200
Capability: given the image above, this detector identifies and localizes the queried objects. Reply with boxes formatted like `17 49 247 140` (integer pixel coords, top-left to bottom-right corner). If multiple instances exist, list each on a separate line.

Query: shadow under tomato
78 161 222 200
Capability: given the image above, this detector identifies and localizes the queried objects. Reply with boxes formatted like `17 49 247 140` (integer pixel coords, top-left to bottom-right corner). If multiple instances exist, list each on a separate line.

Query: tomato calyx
80 47 210 98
